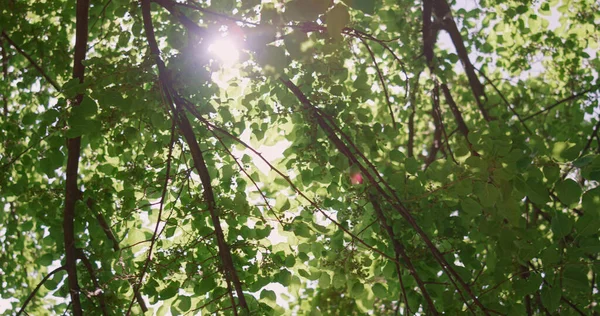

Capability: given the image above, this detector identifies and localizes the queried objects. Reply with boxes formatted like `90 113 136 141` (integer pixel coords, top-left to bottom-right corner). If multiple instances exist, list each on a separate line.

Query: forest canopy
0 0 599 315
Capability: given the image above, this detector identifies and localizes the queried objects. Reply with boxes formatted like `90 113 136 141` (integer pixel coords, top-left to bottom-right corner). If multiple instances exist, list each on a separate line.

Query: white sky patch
231 129 291 176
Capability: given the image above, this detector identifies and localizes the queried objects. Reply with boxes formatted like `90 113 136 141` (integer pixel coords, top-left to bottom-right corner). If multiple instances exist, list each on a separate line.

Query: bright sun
207 38 239 64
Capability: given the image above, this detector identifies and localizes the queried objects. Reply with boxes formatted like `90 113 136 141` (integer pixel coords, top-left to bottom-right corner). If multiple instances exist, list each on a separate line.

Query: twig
185 106 397 262
425 83 442 167
440 83 479 156
1 31 60 91
86 198 120 251
475 68 532 134
371 194 437 315
139 1 249 312
407 73 421 158
523 86 598 121
125 93 176 316
76 249 108 316
281 77 491 315
16 266 66 316
1 37 8 116
358 37 396 128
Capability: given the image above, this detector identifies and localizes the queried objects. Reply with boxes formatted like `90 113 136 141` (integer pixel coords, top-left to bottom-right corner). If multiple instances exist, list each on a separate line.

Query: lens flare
207 38 239 64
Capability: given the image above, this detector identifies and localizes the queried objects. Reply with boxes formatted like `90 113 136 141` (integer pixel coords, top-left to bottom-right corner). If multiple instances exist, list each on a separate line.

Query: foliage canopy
1 0 599 315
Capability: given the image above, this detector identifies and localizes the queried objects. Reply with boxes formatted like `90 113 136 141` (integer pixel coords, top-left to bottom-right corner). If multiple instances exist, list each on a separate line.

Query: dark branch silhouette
17 266 66 316
1 31 61 91
62 0 90 314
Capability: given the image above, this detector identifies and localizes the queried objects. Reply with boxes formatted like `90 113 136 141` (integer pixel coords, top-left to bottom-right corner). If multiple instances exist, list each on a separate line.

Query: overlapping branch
280 77 492 315
139 0 249 313
422 0 491 122
370 194 437 315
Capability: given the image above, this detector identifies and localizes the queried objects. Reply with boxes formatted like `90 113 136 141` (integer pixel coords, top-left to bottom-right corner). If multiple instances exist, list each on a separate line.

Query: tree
1 0 599 314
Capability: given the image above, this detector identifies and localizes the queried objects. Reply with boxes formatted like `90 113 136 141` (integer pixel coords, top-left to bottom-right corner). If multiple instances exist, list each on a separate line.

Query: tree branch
371 194 437 315
432 0 491 121
475 68 532 134
425 83 442 167
280 77 492 315
522 86 599 121
407 73 421 158
358 37 396 128
440 83 479 156
75 249 108 316
1 37 8 116
139 1 249 312
63 0 90 314
1 31 61 91
16 266 66 316
86 198 119 251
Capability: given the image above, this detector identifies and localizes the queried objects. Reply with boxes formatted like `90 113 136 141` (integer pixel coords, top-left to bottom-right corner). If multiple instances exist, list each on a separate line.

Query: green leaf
513 273 542 296
371 283 387 298
39 254 54 266
318 273 331 288
351 282 364 296
460 197 482 216
326 4 350 41
177 296 191 312
160 282 180 300
554 179 581 205
43 279 59 291
562 266 589 292
543 164 560 183
72 95 98 118
256 46 287 76
260 289 277 302
194 277 216 295
541 285 561 312
574 214 600 236
551 212 573 240
332 273 345 289
285 0 331 21
404 157 419 174
343 0 375 15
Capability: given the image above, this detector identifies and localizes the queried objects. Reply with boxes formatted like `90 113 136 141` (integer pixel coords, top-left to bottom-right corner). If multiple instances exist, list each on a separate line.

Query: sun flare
207 38 239 64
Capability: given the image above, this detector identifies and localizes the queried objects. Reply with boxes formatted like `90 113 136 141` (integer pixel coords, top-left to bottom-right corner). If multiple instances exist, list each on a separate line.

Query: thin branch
371 194 437 315
1 31 60 91
125 95 176 316
440 83 479 156
1 37 8 116
16 266 66 316
139 1 249 312
0 132 52 170
86 198 119 251
437 99 458 165
425 83 442 167
579 119 600 156
89 0 113 31
523 86 599 121
407 73 421 158
184 107 397 262
475 68 532 134
75 250 108 316
358 37 396 128
210 126 282 225
280 77 491 315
